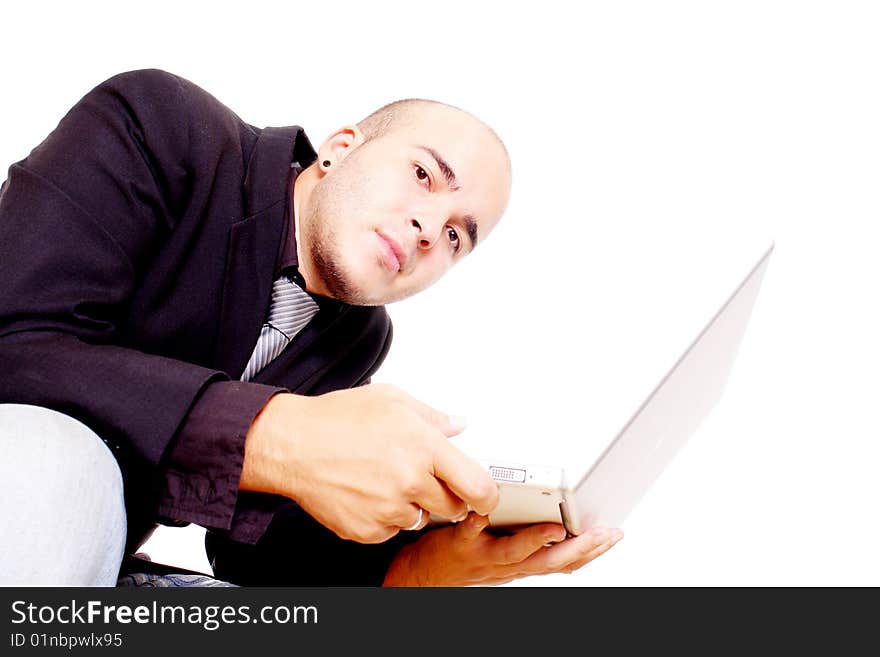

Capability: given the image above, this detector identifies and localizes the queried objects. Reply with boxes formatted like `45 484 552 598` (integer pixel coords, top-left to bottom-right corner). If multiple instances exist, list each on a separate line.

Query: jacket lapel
212 205 285 377
212 126 313 378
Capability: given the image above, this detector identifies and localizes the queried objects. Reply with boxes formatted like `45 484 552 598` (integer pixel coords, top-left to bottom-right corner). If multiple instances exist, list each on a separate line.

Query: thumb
456 512 489 543
404 395 467 437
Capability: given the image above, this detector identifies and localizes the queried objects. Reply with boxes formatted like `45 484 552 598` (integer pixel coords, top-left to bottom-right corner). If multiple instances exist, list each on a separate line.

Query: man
0 69 622 586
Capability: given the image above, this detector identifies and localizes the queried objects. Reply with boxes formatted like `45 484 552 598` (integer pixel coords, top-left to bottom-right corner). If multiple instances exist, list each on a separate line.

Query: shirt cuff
156 379 285 532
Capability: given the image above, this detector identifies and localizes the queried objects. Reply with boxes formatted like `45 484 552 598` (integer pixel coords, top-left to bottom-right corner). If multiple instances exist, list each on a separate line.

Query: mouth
376 231 407 273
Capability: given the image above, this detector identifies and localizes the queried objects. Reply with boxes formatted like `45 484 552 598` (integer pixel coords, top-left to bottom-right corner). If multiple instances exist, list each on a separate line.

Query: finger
558 535 623 574
358 524 401 544
431 441 499 516
413 476 470 523
400 503 428 531
488 523 569 565
555 527 623 573
454 512 490 543
518 527 623 575
401 394 467 437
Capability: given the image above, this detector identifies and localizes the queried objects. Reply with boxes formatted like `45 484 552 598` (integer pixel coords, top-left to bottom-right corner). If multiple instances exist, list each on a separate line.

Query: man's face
300 106 511 306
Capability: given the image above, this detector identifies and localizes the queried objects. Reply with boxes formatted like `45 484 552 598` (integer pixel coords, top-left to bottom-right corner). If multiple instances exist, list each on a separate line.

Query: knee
0 404 123 498
0 404 127 585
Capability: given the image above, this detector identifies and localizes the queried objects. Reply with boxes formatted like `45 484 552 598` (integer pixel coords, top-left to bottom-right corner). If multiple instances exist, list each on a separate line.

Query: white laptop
439 243 774 535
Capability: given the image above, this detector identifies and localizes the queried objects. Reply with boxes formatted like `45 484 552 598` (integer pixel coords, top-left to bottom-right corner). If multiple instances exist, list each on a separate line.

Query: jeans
0 404 127 586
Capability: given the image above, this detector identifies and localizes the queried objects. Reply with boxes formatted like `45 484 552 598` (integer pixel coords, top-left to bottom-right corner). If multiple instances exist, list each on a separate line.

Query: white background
2 1 877 586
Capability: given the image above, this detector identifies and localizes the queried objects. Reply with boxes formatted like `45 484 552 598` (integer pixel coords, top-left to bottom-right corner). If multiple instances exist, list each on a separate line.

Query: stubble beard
309 230 366 305
308 220 411 307
304 187 374 306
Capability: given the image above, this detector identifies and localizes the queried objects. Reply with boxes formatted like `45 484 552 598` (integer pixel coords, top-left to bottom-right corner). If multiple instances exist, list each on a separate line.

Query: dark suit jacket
0 69 412 584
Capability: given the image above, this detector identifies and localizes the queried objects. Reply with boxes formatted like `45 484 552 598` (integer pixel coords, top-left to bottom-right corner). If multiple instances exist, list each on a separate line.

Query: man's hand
382 513 623 586
240 384 499 543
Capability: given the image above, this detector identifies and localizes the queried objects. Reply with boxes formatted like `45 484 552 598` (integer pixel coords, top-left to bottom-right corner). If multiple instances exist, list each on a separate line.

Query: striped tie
240 274 319 383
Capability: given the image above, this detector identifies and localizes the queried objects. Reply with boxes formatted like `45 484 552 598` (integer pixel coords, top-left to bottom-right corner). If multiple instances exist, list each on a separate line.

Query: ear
316 125 365 172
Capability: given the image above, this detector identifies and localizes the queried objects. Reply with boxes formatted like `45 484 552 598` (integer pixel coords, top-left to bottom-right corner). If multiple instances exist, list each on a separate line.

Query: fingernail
611 529 624 542
453 511 469 522
545 529 567 543
448 415 468 429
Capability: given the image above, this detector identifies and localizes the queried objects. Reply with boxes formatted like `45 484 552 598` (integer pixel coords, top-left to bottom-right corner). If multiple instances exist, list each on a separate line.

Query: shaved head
357 99 510 175
357 99 453 142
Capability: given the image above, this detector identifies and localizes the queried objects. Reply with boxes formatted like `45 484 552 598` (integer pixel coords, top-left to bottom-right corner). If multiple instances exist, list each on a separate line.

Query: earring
322 159 331 168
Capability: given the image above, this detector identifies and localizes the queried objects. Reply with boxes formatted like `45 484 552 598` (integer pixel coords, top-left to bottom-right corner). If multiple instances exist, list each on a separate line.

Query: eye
447 226 461 252
414 164 431 187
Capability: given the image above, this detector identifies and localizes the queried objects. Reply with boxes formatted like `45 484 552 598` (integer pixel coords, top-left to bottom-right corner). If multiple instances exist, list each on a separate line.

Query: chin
321 269 388 306
312 247 415 306
349 281 410 307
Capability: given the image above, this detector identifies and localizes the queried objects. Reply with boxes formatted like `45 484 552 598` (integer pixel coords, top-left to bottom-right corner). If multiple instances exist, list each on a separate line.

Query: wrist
239 392 309 500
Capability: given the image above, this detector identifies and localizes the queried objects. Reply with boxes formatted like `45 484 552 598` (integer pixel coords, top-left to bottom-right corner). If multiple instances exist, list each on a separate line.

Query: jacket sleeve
0 69 274 532
156 380 283 532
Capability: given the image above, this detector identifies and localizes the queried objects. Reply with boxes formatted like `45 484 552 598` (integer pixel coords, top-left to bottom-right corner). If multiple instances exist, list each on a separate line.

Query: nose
409 217 441 249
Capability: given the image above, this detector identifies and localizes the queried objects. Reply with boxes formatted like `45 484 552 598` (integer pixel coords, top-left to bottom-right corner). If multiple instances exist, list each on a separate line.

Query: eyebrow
417 145 479 249
418 145 461 192
463 215 479 250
